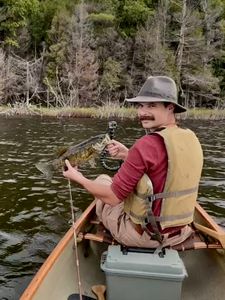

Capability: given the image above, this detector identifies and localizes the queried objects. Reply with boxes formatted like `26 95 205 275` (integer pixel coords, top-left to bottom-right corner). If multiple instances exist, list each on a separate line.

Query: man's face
137 102 174 129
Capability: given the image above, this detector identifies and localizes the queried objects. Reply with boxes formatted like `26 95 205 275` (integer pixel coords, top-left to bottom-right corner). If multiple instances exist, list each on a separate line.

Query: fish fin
56 147 68 158
35 162 54 180
88 158 96 168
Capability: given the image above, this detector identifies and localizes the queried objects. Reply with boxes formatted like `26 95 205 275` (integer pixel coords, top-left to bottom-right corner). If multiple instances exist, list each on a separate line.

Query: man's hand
62 159 120 206
107 140 128 160
63 159 85 184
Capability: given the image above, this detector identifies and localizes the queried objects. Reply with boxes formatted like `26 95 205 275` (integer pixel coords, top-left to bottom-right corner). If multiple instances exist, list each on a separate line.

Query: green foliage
88 13 115 27
28 0 60 51
219 19 225 34
0 0 37 48
212 55 225 95
1 0 225 109
85 0 116 12
114 0 154 37
169 0 183 14
210 0 225 10
0 0 78 52
44 9 71 86
100 58 122 92
28 0 79 54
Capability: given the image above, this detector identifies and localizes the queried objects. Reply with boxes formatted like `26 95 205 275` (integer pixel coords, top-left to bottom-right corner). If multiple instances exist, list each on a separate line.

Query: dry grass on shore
0 103 225 120
0 103 137 119
179 108 225 120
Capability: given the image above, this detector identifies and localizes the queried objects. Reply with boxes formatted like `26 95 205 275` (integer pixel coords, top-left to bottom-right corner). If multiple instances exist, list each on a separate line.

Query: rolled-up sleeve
111 135 161 200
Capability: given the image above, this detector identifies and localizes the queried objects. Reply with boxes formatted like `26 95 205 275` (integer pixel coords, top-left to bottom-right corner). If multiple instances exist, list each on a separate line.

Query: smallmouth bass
36 133 111 180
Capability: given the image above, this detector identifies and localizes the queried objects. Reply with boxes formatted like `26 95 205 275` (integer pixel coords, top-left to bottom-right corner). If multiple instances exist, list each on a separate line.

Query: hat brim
125 96 186 113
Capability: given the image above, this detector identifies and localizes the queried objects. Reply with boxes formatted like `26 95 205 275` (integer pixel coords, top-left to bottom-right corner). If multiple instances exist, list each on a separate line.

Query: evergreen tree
0 0 38 49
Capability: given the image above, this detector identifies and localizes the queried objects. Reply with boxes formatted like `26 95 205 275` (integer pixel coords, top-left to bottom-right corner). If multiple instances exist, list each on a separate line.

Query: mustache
139 116 155 121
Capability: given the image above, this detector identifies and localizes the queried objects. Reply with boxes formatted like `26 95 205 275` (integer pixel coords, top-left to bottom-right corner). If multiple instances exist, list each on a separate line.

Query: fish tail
35 162 54 180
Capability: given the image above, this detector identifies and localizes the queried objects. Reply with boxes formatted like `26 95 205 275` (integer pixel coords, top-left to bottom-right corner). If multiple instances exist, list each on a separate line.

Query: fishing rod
67 178 83 300
67 182 106 300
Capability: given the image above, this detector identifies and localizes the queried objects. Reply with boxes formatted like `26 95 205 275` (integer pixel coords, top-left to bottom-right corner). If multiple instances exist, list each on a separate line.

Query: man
63 76 203 248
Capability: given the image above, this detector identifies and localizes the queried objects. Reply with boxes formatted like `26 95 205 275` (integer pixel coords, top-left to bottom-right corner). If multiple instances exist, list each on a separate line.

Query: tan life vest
124 126 203 229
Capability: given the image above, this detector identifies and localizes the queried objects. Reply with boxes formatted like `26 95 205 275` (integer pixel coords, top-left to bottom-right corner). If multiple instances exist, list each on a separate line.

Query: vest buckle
149 194 156 202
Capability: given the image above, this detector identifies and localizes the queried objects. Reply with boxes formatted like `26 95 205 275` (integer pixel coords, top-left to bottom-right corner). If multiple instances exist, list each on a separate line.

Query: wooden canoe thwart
20 201 225 300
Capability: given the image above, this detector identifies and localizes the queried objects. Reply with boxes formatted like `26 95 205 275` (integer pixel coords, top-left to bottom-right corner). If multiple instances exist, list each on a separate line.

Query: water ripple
0 117 224 299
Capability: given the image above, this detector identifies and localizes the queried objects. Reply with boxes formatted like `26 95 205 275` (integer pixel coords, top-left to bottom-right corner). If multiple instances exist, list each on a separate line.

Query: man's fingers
64 159 71 171
64 159 78 170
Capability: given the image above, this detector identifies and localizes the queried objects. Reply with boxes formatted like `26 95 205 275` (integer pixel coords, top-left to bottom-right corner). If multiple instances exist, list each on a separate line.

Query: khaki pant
95 174 193 248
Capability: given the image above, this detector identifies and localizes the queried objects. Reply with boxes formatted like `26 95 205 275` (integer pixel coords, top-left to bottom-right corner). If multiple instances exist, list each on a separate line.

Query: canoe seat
171 229 223 251
82 221 223 251
81 221 118 245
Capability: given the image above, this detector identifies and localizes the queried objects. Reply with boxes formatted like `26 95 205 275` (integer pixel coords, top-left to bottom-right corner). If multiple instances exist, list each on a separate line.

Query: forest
0 0 225 110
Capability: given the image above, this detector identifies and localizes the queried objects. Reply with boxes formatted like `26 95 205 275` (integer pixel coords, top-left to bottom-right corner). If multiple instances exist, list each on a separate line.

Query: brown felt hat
126 76 186 113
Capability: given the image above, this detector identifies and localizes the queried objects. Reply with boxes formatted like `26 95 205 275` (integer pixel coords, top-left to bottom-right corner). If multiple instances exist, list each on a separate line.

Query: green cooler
101 245 187 300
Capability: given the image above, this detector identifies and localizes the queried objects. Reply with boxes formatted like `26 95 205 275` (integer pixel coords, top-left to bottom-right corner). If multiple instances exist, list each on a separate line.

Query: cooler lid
101 246 187 279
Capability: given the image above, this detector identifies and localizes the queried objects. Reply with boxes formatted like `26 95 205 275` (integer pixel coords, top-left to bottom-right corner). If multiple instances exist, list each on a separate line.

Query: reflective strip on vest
154 210 194 222
148 187 198 202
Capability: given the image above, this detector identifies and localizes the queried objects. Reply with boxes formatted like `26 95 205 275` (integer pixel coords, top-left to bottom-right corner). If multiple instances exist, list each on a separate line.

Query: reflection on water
0 116 224 299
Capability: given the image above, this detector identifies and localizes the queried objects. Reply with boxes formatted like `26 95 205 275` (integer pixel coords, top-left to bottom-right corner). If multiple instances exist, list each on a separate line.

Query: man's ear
168 103 175 111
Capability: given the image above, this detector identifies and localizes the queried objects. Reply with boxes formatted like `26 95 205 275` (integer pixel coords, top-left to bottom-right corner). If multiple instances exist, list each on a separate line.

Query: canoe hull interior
33 238 107 300
21 236 225 300
20 202 225 300
181 249 225 300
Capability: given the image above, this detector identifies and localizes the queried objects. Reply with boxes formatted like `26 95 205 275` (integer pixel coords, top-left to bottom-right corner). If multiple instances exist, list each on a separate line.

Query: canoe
20 200 225 300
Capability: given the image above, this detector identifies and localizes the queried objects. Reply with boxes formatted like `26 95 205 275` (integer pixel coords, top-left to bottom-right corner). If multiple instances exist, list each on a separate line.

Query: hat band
140 91 175 102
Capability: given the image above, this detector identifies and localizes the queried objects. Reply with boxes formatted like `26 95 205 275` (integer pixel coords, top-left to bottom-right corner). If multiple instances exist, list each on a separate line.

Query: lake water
0 116 224 299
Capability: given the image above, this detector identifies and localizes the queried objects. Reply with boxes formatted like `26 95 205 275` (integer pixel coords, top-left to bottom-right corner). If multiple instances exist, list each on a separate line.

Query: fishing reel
108 120 118 138
100 120 122 172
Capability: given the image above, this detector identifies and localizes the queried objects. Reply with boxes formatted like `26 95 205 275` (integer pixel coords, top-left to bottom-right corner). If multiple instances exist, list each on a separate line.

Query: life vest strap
127 187 198 243
148 186 198 202
144 198 163 243
155 210 194 222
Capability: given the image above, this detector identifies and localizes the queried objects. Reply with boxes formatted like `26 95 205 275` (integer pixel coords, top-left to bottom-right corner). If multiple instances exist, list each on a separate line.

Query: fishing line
68 178 83 300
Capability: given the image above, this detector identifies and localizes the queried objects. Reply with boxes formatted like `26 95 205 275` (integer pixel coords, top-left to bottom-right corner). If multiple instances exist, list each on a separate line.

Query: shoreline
0 104 225 120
